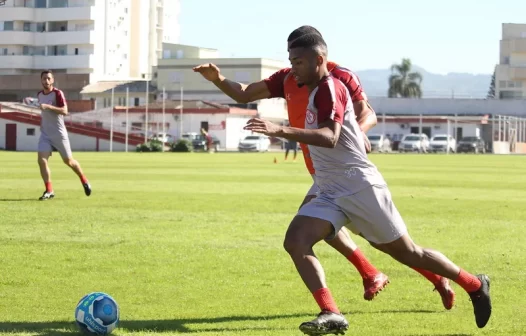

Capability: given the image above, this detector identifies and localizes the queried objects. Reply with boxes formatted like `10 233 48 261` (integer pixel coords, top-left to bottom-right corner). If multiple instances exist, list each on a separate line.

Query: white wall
0 118 136 152
369 97 526 117
372 120 481 140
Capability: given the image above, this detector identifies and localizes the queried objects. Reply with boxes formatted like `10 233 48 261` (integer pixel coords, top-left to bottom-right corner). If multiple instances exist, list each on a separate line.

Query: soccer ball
75 292 119 335
22 97 40 107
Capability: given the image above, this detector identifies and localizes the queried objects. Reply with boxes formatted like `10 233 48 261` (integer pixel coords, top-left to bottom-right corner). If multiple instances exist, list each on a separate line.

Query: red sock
412 267 442 286
312 288 340 314
454 269 482 293
80 175 88 184
45 181 53 193
347 249 379 280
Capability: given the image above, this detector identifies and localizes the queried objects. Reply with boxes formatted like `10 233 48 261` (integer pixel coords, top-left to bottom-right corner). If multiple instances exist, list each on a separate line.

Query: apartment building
0 0 179 100
496 23 526 99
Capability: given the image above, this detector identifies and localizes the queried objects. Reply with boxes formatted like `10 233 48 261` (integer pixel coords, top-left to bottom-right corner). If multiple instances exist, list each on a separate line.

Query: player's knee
37 156 48 165
283 229 312 256
63 157 75 167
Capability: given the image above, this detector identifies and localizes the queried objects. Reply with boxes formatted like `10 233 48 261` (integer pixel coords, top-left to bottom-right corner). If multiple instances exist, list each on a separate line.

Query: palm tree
388 58 423 98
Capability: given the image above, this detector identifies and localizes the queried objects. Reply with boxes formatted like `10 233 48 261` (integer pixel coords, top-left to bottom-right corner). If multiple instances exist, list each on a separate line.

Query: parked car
457 136 486 153
151 132 174 143
181 132 199 142
430 134 456 153
367 134 391 153
238 135 271 152
192 134 220 152
399 134 430 153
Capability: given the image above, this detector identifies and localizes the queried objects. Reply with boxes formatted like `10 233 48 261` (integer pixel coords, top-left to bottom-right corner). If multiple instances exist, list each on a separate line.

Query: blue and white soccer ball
75 292 119 335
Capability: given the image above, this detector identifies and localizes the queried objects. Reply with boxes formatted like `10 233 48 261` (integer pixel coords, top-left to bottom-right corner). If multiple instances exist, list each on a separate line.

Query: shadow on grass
0 309 442 335
0 199 37 202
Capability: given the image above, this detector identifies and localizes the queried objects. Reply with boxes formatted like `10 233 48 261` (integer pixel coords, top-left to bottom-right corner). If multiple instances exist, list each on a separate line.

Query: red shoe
363 273 389 301
434 277 456 310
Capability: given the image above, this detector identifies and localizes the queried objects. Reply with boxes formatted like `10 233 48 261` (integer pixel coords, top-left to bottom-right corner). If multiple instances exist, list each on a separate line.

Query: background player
244 32 491 336
37 70 92 200
194 29 389 302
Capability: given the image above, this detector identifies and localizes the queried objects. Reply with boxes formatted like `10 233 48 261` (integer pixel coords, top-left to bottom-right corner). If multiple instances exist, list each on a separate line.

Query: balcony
0 31 35 45
34 30 95 46
0 55 33 69
35 5 98 22
34 54 96 69
0 7 35 21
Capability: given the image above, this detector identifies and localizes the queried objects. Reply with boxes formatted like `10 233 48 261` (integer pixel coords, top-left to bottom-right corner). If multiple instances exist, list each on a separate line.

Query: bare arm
42 103 68 116
212 76 271 104
354 100 377 133
247 120 341 149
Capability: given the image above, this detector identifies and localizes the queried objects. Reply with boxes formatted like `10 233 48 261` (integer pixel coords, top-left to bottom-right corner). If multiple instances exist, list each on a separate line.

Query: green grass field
0 151 525 336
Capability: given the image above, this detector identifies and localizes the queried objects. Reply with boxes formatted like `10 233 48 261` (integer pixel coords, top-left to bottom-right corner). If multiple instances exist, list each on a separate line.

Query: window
36 22 46 32
27 128 35 136
499 90 523 99
48 0 68 8
134 97 139 106
23 22 31 31
75 48 78 55
2 48 7 55
35 0 46 8
22 46 33 55
33 46 46 55
3 21 14 31
499 81 507 88
48 45 67 55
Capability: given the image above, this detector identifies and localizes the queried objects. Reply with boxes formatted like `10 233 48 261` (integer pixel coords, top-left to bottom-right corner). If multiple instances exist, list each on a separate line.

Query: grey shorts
297 184 408 244
38 133 72 160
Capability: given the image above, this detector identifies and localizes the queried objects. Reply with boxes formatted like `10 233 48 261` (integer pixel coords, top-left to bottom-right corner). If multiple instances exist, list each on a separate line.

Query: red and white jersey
37 88 68 138
305 75 385 197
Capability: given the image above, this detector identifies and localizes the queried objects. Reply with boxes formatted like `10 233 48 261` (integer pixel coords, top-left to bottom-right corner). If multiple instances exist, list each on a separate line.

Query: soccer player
194 34 390 302
37 70 92 200
193 26 456 310
244 33 491 335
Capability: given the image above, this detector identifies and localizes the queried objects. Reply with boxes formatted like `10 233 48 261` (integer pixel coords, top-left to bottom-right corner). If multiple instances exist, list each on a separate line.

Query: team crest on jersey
306 109 316 124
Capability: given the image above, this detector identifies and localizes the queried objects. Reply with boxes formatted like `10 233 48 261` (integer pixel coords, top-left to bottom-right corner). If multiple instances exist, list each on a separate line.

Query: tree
388 58 423 98
487 69 496 99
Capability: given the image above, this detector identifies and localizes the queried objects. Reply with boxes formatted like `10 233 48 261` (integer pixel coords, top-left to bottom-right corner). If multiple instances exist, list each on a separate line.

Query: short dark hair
288 33 328 56
41 70 53 78
287 25 322 42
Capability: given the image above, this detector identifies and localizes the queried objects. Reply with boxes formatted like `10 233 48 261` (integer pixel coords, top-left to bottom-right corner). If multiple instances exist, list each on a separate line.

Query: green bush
171 139 193 152
136 140 163 152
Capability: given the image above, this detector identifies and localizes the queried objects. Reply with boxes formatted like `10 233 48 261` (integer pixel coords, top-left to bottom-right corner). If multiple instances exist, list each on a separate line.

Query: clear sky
179 0 525 75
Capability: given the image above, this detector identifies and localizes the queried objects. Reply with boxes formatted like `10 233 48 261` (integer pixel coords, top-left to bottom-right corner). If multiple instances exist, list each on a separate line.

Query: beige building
0 0 179 101
496 23 526 99
153 43 288 120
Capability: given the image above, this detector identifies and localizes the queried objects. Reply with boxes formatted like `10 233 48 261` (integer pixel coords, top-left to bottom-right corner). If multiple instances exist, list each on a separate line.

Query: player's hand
244 118 282 136
192 63 221 82
40 103 50 110
363 132 371 153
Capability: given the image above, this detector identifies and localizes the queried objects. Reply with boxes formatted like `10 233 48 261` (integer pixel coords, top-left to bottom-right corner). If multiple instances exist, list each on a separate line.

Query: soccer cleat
469 274 492 328
39 191 55 201
363 273 390 301
299 310 349 335
83 182 92 196
433 277 456 310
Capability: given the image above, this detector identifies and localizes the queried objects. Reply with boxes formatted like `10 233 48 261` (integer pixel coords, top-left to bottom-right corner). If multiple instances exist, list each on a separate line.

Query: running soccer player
244 32 491 336
194 35 390 302
37 70 92 200
194 26 456 310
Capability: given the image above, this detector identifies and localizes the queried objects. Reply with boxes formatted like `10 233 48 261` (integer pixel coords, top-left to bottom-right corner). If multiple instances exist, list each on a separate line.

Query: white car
430 134 456 153
399 133 430 153
152 132 174 143
367 134 391 153
238 135 271 152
